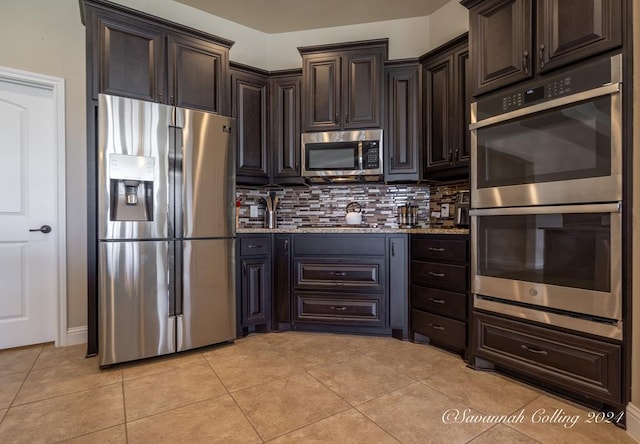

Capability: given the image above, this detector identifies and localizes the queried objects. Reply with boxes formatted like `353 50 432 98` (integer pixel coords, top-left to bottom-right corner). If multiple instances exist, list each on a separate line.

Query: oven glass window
476 97 611 189
477 212 610 292
306 143 357 170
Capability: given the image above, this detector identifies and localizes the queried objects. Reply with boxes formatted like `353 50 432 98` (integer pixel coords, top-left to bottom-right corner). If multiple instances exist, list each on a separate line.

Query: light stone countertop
236 226 469 235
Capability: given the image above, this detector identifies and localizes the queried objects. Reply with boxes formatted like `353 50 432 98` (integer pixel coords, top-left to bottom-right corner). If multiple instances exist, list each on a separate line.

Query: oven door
470 83 622 208
471 203 622 339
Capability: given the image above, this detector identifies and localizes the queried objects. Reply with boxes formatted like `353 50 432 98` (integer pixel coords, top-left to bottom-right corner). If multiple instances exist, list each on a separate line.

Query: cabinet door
240 257 271 326
303 55 341 131
274 235 292 325
536 0 622 73
468 0 532 95
94 11 165 102
385 64 420 182
453 46 471 165
388 235 409 339
343 49 383 129
270 75 302 182
231 68 270 184
423 54 454 172
167 34 228 114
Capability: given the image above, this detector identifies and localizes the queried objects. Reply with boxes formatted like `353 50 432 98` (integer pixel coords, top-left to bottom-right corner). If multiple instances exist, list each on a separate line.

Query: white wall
112 0 469 70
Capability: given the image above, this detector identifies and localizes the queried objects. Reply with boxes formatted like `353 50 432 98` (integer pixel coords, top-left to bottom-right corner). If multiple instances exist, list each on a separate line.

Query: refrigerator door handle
175 240 184 316
176 314 184 352
168 240 176 316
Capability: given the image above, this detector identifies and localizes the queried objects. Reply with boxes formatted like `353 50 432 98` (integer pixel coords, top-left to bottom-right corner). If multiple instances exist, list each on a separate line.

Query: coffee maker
454 190 470 227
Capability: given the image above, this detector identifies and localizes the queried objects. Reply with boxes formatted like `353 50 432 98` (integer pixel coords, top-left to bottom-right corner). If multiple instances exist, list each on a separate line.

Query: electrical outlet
250 205 258 218
431 211 441 219
441 203 450 218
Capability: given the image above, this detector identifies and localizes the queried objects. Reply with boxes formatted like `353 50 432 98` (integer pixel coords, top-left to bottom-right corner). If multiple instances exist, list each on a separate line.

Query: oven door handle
469 202 620 217
469 82 621 130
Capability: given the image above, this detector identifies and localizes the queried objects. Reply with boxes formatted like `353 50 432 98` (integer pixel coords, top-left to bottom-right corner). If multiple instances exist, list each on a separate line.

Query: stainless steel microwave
301 129 383 182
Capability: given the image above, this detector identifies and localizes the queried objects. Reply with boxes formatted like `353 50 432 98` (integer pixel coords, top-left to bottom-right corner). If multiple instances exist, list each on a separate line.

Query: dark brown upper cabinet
231 64 270 185
421 34 470 181
299 40 388 132
462 0 622 96
84 0 232 114
167 34 229 114
270 71 304 185
384 60 420 182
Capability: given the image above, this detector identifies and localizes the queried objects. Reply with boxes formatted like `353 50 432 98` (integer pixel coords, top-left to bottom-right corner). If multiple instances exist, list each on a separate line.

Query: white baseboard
627 402 640 443
65 326 87 346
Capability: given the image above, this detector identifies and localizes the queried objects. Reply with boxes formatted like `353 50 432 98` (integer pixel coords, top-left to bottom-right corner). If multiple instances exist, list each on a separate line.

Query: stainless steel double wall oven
469 54 623 340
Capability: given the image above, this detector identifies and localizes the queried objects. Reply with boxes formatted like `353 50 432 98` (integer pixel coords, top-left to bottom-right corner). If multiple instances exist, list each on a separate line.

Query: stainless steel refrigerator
97 93 236 367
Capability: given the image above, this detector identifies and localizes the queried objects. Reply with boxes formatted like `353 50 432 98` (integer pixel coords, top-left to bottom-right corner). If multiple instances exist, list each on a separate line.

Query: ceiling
174 0 452 33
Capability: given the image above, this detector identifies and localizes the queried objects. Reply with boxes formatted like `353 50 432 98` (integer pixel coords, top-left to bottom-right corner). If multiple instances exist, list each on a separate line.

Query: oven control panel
475 54 618 120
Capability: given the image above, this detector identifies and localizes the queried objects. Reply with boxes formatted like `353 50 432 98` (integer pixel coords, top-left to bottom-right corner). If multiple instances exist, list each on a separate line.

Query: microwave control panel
362 141 380 169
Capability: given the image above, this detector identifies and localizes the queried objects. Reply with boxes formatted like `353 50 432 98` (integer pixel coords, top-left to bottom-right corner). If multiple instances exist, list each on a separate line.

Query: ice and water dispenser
108 154 155 221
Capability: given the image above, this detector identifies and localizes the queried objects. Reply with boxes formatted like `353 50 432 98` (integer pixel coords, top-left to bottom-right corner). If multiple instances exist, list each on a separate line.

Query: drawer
294 292 383 326
412 310 466 350
412 237 468 262
474 312 621 404
294 258 385 292
411 286 467 320
411 261 467 292
294 234 386 256
239 236 270 256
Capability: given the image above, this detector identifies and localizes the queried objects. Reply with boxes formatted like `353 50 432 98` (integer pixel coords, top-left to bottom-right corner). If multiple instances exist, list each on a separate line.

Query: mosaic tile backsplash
236 181 469 229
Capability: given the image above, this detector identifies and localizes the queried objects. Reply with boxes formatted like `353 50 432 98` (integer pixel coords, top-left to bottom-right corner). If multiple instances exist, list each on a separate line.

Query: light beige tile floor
0 332 636 443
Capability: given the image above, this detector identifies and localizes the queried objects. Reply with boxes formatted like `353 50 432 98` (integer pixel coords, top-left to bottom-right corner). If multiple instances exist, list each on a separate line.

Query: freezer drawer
178 239 236 351
98 241 174 366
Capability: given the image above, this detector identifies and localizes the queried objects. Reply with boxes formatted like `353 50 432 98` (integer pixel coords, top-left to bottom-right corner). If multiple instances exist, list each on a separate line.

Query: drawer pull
429 298 445 304
430 324 445 331
330 306 348 311
330 272 347 277
521 345 548 355
428 272 445 278
247 244 262 249
428 247 445 252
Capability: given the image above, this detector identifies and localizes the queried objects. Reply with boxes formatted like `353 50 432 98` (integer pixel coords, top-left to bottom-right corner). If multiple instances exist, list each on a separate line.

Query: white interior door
0 68 65 349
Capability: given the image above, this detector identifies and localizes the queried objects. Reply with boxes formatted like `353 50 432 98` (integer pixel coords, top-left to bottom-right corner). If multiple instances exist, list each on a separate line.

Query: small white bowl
345 212 362 225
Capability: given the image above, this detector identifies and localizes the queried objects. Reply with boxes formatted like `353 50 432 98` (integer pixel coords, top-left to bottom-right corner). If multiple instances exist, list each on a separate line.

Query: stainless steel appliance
301 129 383 182
469 54 623 340
469 54 622 209
471 203 622 339
97 94 236 366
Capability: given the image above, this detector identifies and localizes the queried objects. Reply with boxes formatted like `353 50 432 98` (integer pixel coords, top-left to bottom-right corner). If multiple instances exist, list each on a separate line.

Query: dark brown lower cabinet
473 311 622 406
237 235 271 336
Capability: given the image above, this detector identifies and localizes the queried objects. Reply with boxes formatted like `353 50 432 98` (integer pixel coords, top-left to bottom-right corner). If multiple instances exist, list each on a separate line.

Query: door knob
29 225 52 234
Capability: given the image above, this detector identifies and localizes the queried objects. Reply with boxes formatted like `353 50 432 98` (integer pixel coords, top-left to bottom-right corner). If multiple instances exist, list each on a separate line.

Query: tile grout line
7 344 45 411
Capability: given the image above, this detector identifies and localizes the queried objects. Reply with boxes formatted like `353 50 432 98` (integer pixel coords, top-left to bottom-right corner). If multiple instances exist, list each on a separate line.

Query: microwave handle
469 82 621 130
469 202 620 217
357 141 363 170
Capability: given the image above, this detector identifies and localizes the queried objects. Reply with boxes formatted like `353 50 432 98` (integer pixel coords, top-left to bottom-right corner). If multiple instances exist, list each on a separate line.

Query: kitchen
1 2 633 442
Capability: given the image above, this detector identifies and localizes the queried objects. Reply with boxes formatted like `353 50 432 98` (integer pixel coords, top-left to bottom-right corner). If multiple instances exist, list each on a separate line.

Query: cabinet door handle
448 150 453 163
330 306 348 311
242 263 247 277
430 324 445 331
523 50 530 75
247 244 262 249
428 272 445 278
330 271 347 277
455 149 459 161
521 345 548 355
391 241 395 257
345 112 349 125
284 239 288 255
335 113 339 123
538 44 545 69
429 298 445 304
428 247 445 252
